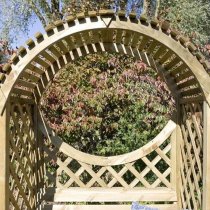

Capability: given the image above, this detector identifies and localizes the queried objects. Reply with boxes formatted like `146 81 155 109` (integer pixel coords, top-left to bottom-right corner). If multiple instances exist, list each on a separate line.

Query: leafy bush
159 0 210 46
41 53 174 156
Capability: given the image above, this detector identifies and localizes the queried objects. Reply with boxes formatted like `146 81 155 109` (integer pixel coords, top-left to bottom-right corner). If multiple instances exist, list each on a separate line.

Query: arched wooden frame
0 10 210 210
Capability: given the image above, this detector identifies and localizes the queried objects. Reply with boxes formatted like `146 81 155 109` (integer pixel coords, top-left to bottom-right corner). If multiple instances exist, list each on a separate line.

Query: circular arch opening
40 52 175 156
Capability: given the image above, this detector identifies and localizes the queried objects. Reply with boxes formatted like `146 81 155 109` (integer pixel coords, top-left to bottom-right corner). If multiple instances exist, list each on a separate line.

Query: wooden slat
106 166 129 188
73 33 84 48
123 30 133 46
48 45 62 58
164 56 181 70
107 165 129 188
130 32 140 48
181 105 202 209
56 158 86 187
202 102 210 210
43 204 178 210
40 51 56 63
10 96 35 104
44 188 177 202
101 29 114 43
27 63 45 75
138 35 151 51
170 63 188 76
81 31 92 45
181 87 201 97
142 157 171 188
175 70 192 83
130 144 171 188
0 103 9 210
180 96 204 104
115 29 124 44
34 57 50 68
64 36 76 51
159 50 174 64
125 163 151 188
170 129 177 190
146 40 160 55
56 40 69 54
151 168 171 188
153 45 167 60
13 87 33 97
91 30 100 43
178 78 197 89
16 79 36 89
79 162 107 187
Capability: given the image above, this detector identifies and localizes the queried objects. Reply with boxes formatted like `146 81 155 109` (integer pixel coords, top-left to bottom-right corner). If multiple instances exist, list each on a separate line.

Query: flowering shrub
41 53 174 156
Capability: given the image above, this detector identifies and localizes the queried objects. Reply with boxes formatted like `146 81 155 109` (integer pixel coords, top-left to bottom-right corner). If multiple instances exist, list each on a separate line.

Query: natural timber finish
0 10 210 113
0 9 209 210
0 103 9 210
43 204 178 210
203 102 210 210
180 103 203 210
44 188 177 202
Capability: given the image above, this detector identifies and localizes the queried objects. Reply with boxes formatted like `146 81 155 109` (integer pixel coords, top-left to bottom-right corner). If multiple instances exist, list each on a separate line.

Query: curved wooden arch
39 111 176 166
0 10 210 113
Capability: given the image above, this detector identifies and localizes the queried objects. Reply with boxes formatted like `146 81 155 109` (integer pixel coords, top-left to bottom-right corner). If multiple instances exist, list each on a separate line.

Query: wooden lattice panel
43 142 172 189
9 104 36 210
37 118 176 194
180 103 203 210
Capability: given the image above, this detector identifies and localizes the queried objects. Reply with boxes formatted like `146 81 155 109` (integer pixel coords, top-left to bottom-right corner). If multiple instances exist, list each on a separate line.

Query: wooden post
0 104 10 210
202 101 210 210
170 127 177 191
175 102 182 209
176 124 182 209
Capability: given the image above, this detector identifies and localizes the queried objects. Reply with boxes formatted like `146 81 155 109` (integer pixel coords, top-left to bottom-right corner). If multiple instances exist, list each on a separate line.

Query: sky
13 18 45 48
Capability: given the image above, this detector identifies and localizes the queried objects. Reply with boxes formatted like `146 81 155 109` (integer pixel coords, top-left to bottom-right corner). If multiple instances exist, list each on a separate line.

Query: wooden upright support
0 104 10 210
203 101 210 210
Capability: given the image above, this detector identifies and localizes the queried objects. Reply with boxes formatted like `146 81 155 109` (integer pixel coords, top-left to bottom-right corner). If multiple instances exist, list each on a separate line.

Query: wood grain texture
0 10 210 113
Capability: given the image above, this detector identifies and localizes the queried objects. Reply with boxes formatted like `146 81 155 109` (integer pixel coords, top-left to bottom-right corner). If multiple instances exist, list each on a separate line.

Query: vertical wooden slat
170 128 176 190
176 124 182 209
0 102 10 210
36 108 45 210
175 101 182 209
202 101 210 210
34 104 38 209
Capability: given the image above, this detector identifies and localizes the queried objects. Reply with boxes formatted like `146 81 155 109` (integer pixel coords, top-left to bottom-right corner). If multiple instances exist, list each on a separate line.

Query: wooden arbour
0 10 210 210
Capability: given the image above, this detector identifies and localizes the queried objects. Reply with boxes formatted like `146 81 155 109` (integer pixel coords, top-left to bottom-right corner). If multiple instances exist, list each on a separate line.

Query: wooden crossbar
43 188 177 202
43 204 178 210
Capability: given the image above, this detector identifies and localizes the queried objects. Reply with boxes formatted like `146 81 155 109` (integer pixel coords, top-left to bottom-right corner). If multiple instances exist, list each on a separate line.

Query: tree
0 0 63 43
159 0 210 46
0 0 158 44
0 40 15 71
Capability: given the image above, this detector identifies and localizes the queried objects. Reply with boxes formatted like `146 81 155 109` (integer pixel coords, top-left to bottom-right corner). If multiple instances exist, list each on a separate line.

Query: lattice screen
9 104 37 210
40 123 174 190
180 103 203 210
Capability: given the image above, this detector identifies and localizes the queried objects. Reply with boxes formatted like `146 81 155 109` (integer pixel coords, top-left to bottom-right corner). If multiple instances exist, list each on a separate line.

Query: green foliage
41 53 174 156
159 0 210 46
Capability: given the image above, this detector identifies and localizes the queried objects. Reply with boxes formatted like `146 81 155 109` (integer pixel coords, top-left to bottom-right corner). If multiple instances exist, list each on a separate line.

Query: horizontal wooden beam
43 204 178 210
44 187 178 202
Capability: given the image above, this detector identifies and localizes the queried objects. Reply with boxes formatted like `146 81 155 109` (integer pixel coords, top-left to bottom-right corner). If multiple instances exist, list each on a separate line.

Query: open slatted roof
0 10 210 113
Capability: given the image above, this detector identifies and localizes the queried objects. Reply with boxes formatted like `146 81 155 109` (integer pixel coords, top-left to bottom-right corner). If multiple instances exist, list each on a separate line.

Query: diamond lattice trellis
180 103 203 210
9 104 36 210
